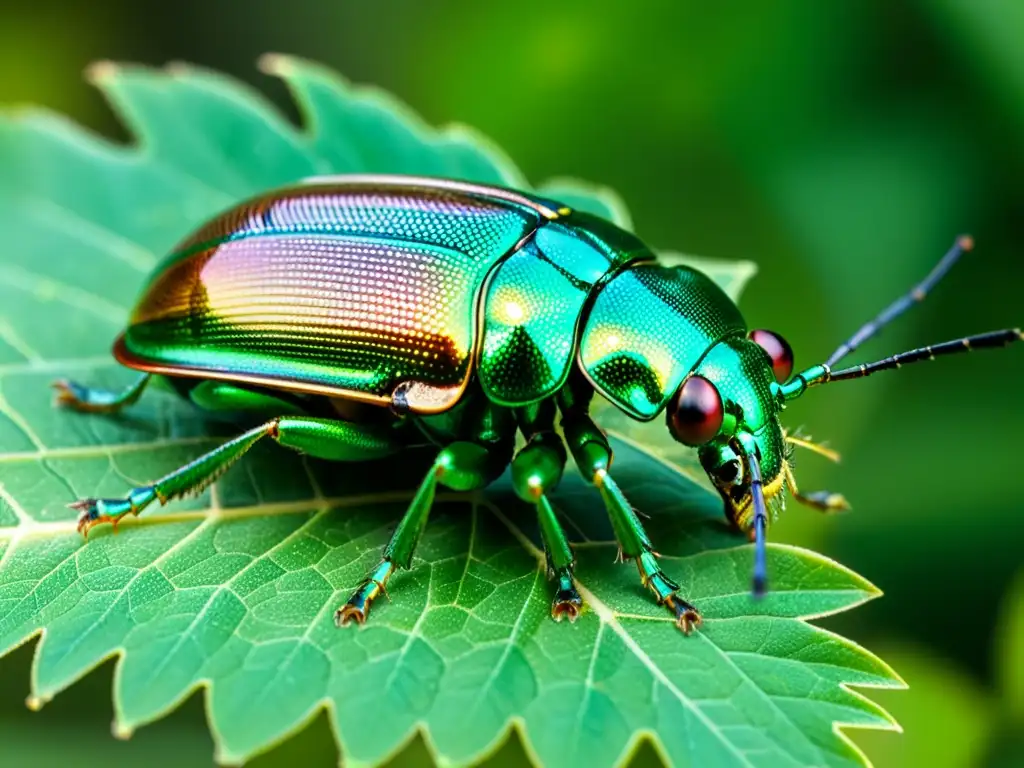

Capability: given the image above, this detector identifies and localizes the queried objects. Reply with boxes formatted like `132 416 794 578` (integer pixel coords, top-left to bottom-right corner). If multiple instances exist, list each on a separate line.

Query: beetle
54 174 1022 633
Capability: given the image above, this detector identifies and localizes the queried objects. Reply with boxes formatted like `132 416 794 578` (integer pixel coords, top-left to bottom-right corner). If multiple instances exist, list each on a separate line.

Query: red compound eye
668 375 724 446
749 329 794 383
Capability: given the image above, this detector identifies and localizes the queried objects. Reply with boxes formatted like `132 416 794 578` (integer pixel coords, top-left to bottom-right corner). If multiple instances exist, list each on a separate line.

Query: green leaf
0 56 901 766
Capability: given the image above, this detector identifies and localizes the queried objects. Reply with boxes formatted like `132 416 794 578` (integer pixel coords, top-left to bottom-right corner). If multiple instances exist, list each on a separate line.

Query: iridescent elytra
55 174 1023 632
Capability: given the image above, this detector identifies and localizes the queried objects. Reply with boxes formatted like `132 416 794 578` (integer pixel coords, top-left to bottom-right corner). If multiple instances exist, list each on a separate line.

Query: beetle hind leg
70 416 401 537
53 373 152 414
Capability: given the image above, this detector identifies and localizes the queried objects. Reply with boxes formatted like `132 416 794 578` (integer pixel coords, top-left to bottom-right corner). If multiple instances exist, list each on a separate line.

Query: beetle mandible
54 175 1022 632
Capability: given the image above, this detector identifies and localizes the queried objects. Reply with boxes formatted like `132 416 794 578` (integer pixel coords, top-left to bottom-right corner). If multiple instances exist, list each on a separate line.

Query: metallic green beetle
55 175 1022 633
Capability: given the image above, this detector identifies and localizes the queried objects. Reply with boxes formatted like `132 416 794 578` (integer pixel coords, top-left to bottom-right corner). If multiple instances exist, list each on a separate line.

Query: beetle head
665 333 790 528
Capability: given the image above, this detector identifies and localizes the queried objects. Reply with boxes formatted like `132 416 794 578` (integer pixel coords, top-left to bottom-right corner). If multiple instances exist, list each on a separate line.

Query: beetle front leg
783 464 850 514
510 405 581 621
561 409 702 634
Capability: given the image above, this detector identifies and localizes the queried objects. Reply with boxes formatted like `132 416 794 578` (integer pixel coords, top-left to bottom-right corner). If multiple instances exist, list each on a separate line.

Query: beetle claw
69 499 100 536
52 379 110 413
551 588 583 623
335 604 368 627
665 595 703 635
52 379 81 408
68 498 135 538
336 575 388 627
551 601 580 622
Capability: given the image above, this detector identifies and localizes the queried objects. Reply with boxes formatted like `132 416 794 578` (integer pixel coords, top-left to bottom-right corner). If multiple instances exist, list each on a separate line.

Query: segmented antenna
825 328 1023 382
827 235 973 367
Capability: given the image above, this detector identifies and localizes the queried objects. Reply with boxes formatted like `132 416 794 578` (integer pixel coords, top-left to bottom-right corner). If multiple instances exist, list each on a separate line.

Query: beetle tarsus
664 595 703 634
336 561 395 627
52 380 87 409
635 550 703 634
51 374 151 415
68 497 137 537
335 578 384 627
335 602 368 627
551 599 581 623
794 490 851 513
551 578 583 623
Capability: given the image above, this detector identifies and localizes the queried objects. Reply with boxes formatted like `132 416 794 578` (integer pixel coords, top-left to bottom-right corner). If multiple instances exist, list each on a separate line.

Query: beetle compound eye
749 329 794 383
668 375 724 446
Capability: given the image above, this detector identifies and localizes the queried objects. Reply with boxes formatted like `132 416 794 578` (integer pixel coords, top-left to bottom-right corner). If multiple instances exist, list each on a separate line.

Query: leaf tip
876 656 909 691
726 259 759 290
84 60 119 85
765 543 884 619
213 746 246 767
844 562 884 603
111 720 134 740
258 52 295 77
24 693 49 712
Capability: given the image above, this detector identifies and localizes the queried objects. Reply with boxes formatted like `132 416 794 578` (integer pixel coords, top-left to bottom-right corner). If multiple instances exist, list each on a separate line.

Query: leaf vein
487 502 756 768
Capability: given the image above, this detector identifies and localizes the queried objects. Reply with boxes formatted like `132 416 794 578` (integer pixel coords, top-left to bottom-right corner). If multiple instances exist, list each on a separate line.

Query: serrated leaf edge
260 53 529 190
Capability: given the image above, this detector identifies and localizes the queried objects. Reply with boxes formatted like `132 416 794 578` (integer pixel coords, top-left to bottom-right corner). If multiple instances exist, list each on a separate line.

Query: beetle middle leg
336 399 514 626
560 406 702 634
510 402 582 621
69 416 402 536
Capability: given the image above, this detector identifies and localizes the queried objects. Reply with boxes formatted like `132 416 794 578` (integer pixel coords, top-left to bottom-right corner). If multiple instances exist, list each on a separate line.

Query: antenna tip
752 574 767 599
957 234 974 252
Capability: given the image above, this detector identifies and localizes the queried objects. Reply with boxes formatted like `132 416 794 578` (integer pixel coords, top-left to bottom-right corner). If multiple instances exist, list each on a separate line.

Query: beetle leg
53 373 151 414
510 413 580 622
188 380 308 416
783 464 850 514
337 438 512 626
69 416 401 537
560 408 702 634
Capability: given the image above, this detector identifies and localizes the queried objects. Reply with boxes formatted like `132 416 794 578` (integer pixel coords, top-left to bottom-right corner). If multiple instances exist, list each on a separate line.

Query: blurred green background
1 1 1022 766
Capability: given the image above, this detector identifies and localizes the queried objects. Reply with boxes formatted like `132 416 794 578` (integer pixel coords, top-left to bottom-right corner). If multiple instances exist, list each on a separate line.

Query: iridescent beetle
55 175 1022 632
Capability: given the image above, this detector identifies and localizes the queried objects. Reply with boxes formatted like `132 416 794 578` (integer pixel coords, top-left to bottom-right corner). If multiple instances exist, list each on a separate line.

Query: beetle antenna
827 235 973 367
746 451 769 597
779 327 1023 400
826 328 1023 381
